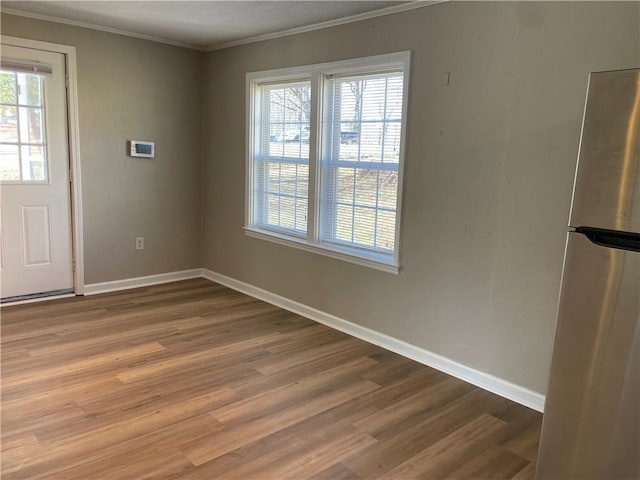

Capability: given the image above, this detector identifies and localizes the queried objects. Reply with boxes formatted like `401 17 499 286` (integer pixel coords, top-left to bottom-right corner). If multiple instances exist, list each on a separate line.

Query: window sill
244 227 400 275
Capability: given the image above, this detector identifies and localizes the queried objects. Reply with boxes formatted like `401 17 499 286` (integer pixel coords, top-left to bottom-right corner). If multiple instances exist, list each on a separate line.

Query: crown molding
206 1 443 52
0 7 201 50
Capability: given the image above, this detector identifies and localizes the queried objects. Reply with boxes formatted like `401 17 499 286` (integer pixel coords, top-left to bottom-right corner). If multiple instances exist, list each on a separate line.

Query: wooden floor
1 278 542 479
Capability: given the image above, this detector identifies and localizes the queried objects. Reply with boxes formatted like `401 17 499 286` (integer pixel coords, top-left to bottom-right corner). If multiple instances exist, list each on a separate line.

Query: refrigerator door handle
574 226 640 253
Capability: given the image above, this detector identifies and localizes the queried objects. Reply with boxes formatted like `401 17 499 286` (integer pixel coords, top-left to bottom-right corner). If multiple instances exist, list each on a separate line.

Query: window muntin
255 81 311 236
246 53 409 272
0 70 48 183
320 72 403 254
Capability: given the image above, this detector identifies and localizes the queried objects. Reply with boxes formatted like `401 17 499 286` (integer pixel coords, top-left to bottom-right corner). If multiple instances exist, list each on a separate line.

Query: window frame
245 51 410 274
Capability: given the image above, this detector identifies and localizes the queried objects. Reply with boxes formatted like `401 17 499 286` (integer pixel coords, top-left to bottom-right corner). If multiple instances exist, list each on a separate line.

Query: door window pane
0 72 17 103
19 107 44 144
17 73 42 106
1 106 18 142
0 144 20 181
21 145 46 181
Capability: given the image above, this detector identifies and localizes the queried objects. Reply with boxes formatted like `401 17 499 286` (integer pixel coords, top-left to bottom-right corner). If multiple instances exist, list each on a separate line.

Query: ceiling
1 1 428 51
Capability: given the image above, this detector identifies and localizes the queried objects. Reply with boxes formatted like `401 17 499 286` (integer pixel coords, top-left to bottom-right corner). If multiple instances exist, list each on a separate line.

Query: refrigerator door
569 68 639 233
537 232 639 479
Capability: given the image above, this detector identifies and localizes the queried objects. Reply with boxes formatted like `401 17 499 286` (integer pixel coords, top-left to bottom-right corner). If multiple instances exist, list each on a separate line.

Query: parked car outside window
340 131 359 144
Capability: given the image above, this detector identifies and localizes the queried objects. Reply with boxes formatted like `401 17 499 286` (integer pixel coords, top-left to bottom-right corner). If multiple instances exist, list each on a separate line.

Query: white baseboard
201 268 545 412
84 269 203 295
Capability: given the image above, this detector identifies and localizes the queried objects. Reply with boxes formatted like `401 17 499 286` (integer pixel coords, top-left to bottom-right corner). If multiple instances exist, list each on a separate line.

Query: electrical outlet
135 237 144 250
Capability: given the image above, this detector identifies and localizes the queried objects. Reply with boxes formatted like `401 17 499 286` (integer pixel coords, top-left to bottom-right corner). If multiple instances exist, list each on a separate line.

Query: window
246 52 409 273
0 70 48 183
255 81 310 236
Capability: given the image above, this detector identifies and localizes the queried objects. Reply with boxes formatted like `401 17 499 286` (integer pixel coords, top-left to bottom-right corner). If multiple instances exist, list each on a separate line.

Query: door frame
1 35 85 294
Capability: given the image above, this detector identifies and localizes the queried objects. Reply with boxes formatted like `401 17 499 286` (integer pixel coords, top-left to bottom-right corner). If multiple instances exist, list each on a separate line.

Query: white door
0 45 73 300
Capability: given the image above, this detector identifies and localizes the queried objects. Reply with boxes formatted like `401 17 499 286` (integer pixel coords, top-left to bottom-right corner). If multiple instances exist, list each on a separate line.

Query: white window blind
320 71 404 257
255 81 311 236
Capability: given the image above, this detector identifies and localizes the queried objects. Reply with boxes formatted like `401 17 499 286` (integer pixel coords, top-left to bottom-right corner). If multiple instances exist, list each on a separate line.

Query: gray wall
201 2 639 393
1 14 204 284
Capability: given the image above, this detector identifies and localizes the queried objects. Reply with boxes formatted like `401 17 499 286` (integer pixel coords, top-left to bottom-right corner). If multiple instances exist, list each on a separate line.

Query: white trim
201 268 546 412
0 8 197 50
246 51 410 82
394 52 411 270
64 43 85 295
207 1 444 51
1 35 85 295
245 228 399 274
2 2 444 53
84 269 203 295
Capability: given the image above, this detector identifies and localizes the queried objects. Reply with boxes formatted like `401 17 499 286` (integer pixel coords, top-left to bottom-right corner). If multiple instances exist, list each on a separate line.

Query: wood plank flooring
1 278 542 479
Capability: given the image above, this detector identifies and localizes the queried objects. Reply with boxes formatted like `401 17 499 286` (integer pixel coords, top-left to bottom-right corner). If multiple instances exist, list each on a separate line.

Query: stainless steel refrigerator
536 68 639 479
